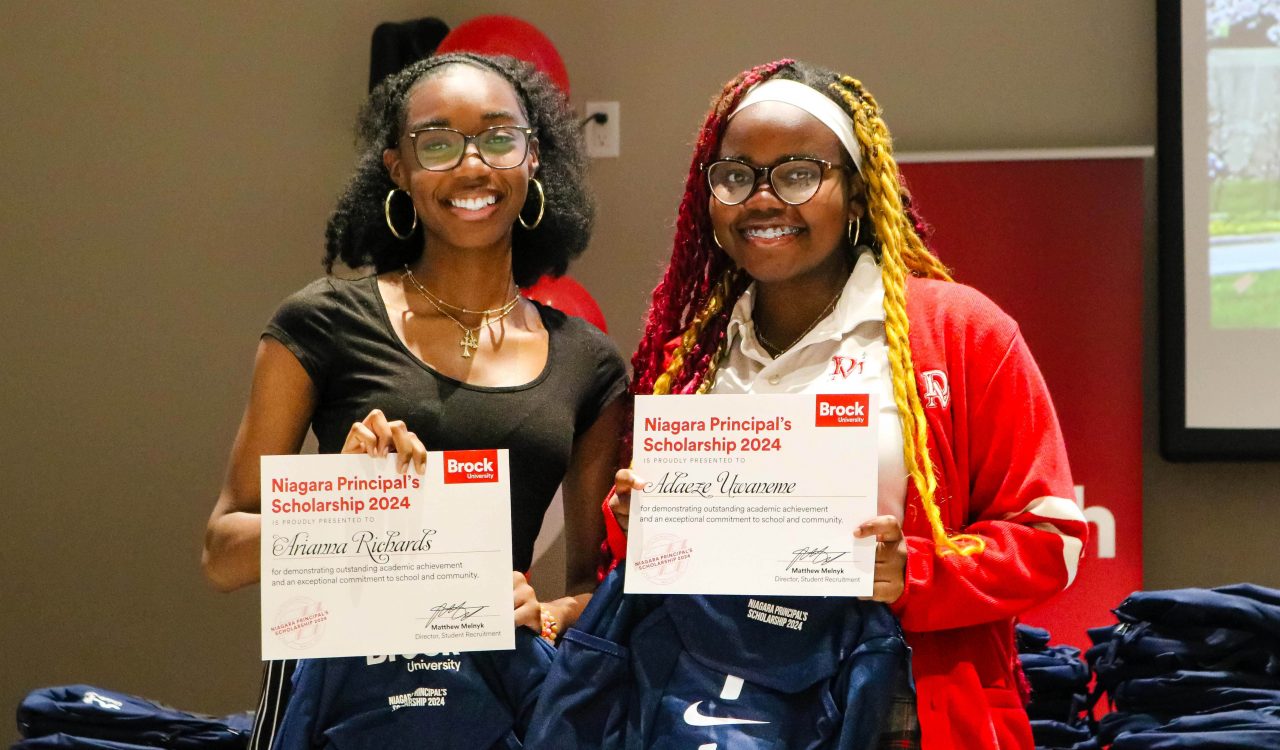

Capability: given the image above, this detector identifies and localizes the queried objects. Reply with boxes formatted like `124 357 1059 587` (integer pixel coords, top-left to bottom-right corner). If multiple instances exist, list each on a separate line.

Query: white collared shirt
710 248 907 520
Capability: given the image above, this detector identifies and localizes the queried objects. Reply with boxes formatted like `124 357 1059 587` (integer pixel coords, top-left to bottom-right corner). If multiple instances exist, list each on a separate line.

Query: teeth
744 226 801 240
450 195 498 211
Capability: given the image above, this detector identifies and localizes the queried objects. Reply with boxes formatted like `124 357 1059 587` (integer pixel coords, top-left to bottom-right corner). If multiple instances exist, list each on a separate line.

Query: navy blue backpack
273 628 555 749
15 685 252 749
13 734 182 750
524 568 907 750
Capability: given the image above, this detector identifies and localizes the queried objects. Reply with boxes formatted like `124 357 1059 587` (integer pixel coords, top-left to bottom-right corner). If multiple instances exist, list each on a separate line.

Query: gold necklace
400 268 521 359
754 286 844 359
401 265 519 317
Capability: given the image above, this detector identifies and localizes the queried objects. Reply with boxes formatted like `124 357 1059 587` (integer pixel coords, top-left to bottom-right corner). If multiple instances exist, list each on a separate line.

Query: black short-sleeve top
263 275 628 572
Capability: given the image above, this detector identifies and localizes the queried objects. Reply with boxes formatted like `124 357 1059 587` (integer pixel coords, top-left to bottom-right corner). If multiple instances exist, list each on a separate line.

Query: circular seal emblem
270 596 329 651
636 533 693 586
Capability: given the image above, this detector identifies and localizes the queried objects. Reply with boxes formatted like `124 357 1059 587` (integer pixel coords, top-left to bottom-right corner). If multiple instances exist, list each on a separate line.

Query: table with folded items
1017 624 1097 750
1086 583 1280 749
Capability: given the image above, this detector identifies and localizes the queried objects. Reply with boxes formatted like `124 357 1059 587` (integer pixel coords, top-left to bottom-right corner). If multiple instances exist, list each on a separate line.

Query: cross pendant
460 328 479 358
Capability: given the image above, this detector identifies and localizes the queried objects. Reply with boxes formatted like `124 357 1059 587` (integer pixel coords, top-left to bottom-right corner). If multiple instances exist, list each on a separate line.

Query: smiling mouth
742 225 803 241
447 194 499 211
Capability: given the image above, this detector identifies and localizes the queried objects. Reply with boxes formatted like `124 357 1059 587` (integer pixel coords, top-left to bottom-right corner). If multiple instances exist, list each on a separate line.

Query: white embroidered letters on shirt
830 354 865 380
920 370 950 410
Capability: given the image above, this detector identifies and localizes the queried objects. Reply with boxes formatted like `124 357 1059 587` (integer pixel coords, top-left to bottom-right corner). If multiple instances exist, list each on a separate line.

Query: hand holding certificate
624 394 878 597
260 451 514 659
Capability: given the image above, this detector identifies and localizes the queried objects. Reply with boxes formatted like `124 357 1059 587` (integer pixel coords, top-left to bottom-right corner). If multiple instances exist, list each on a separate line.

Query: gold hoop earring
518 178 545 230
711 230 724 249
384 188 418 240
848 217 861 247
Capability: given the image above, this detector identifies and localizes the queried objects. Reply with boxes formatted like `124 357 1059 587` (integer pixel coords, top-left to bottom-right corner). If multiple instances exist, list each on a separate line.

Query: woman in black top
202 53 626 745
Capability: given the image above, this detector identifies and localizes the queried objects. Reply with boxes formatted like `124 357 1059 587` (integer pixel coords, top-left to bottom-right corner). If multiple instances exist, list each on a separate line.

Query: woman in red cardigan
605 59 1088 750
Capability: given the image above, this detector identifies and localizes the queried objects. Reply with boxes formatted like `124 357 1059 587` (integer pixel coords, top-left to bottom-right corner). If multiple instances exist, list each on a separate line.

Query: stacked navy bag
1086 583 1280 749
1015 625 1095 750
273 627 554 749
14 685 252 749
524 568 907 750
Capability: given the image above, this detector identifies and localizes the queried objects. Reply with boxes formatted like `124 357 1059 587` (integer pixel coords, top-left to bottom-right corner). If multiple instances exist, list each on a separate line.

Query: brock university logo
443 449 499 484
815 394 869 427
920 370 950 410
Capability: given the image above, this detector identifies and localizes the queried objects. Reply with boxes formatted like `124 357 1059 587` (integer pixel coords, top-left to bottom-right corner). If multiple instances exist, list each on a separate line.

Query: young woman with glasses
605 60 1087 749
202 52 626 747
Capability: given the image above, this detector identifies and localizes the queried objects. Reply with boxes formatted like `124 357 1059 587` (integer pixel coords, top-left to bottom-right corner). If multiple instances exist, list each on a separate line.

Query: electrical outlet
584 101 620 158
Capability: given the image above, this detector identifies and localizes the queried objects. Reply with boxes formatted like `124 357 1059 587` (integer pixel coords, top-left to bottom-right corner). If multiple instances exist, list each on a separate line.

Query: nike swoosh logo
683 701 769 727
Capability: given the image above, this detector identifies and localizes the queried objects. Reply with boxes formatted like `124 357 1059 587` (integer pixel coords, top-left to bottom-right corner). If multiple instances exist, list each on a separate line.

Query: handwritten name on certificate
625 393 877 597
260 451 513 659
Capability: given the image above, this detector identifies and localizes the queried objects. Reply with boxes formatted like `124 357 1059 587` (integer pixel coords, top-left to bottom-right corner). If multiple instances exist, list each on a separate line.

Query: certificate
624 394 877 597
260 450 513 659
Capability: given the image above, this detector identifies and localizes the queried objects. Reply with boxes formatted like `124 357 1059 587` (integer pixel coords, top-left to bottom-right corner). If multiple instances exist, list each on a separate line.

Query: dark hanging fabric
368 18 450 92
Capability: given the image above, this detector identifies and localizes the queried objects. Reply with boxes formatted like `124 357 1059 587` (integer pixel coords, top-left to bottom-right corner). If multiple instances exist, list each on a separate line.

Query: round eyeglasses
706 157 849 206
405 125 535 171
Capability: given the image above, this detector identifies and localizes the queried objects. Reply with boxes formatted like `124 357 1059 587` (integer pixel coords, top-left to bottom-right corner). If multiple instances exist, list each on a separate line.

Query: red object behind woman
435 15 571 96
523 275 607 333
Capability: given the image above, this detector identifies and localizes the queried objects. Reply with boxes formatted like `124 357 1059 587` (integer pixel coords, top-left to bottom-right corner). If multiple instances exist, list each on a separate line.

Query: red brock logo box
815 394 869 427
443 449 499 484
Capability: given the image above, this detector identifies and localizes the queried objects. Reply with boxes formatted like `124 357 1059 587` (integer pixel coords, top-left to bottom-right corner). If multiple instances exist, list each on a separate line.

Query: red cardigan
602 278 1087 750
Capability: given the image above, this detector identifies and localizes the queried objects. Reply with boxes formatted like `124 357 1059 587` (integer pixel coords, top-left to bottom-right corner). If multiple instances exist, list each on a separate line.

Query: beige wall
2 0 1276 730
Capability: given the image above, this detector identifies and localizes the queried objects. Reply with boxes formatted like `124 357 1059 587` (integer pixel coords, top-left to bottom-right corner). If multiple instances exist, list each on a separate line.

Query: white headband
729 78 861 174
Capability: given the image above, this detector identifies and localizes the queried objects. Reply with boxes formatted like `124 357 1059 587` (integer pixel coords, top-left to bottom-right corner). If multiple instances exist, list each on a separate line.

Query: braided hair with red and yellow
628 59 982 558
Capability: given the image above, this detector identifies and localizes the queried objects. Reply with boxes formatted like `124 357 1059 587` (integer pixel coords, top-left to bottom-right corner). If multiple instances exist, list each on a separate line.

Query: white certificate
625 394 877 597
260 451 513 659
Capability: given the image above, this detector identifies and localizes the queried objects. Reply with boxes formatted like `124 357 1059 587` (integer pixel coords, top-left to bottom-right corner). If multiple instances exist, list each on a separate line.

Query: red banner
900 157 1145 652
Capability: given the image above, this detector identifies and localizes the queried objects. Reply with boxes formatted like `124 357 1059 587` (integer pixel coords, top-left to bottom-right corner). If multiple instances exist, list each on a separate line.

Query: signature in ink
424 602 489 628
787 546 849 571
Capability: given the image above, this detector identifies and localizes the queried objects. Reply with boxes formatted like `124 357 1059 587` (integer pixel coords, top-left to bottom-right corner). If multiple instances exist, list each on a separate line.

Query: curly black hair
323 52 594 287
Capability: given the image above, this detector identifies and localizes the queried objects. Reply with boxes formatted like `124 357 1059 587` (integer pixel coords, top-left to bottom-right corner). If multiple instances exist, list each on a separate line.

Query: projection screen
1159 0 1280 459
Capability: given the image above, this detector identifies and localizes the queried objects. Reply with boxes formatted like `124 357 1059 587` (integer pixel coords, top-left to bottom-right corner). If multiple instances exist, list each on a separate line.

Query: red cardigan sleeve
597 489 627 581
892 295 1087 633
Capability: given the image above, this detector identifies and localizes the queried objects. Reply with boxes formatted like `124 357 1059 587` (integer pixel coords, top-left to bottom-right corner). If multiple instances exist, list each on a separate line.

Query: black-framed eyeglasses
706 157 850 206
404 125 536 171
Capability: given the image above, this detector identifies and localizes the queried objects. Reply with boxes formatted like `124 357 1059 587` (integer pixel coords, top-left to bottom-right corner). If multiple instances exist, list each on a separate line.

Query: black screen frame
1158 0 1280 460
